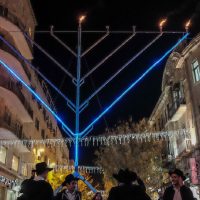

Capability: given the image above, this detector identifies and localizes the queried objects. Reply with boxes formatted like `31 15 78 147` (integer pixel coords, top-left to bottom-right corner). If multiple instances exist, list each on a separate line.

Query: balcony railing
0 4 33 52
0 76 33 119
176 139 192 159
0 109 31 152
0 38 32 82
0 110 23 139
168 97 186 120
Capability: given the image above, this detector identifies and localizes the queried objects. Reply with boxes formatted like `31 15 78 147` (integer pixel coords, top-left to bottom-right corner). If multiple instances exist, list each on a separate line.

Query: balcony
175 139 192 161
0 4 33 53
168 97 186 122
0 76 33 122
0 110 30 152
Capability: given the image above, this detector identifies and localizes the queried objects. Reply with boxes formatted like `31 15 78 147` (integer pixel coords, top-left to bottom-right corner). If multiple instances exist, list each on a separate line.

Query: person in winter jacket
54 174 81 200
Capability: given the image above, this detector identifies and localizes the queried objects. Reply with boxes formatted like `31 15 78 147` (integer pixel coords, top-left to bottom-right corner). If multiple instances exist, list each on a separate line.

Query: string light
0 129 190 147
0 175 18 188
27 163 103 174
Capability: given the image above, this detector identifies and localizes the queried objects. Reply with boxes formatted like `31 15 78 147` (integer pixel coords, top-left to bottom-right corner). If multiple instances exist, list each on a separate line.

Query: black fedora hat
113 169 133 184
169 169 186 180
33 162 53 174
113 169 125 183
124 169 138 182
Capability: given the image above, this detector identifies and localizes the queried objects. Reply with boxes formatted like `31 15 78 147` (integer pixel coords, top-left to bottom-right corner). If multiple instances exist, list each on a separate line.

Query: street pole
74 17 83 172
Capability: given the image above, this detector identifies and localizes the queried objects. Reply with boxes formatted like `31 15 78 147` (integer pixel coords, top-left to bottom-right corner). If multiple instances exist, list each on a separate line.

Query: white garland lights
53 165 104 174
0 175 18 188
26 163 104 174
0 129 190 148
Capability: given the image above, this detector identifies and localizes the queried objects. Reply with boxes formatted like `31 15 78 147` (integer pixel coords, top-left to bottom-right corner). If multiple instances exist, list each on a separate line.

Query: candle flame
159 18 167 27
79 15 86 23
185 19 191 29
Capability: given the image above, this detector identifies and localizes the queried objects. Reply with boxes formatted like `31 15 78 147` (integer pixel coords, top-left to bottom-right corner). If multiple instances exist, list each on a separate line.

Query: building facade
0 1 69 199
149 34 200 188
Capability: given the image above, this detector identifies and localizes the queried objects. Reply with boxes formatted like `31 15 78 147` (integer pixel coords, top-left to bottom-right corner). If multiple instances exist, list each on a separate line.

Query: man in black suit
18 162 54 200
107 169 151 200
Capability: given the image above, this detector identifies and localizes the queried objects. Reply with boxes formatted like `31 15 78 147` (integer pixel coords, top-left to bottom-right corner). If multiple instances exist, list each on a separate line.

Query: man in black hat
18 162 54 200
54 174 81 200
127 169 146 192
107 169 151 200
163 168 194 200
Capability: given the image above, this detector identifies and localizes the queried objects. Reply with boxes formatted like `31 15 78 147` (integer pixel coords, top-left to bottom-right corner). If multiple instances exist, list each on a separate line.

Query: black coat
18 179 53 200
54 190 81 200
163 185 194 200
107 184 151 200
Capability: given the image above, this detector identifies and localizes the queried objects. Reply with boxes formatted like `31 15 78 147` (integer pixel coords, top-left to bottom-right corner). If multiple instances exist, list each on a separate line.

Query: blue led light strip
0 59 75 137
80 33 189 136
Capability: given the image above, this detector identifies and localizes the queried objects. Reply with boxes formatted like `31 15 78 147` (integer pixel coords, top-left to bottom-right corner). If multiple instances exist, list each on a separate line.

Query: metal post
74 19 82 171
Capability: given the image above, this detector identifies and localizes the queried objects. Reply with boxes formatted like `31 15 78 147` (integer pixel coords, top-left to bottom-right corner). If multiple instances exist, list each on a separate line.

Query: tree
95 118 165 197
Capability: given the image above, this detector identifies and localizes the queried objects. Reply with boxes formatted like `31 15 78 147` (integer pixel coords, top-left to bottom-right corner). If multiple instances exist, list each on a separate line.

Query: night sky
30 0 200 164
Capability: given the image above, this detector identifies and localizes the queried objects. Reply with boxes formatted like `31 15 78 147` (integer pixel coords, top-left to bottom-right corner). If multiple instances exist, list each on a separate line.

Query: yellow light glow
50 162 56 167
185 19 191 29
159 18 167 28
36 148 45 156
79 15 86 23
38 148 44 153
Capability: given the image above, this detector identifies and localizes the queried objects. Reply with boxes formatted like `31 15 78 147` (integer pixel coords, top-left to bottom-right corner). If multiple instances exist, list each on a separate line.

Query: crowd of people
17 161 196 200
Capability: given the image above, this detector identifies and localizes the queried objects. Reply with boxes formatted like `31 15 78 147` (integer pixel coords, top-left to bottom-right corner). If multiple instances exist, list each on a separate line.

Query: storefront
0 174 21 200
0 185 6 200
6 189 17 200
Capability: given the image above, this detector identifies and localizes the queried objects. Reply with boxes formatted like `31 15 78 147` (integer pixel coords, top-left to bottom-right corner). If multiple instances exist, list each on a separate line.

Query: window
43 109 46 120
192 60 200 83
0 146 7 164
28 27 32 36
0 34 4 48
12 155 19 171
41 129 45 139
6 190 16 200
0 187 5 200
21 162 28 177
35 118 40 131
4 107 11 126
37 102 42 110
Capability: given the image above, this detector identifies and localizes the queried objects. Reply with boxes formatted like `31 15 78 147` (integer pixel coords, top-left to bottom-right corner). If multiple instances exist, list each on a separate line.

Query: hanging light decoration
26 163 103 174
0 129 190 147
